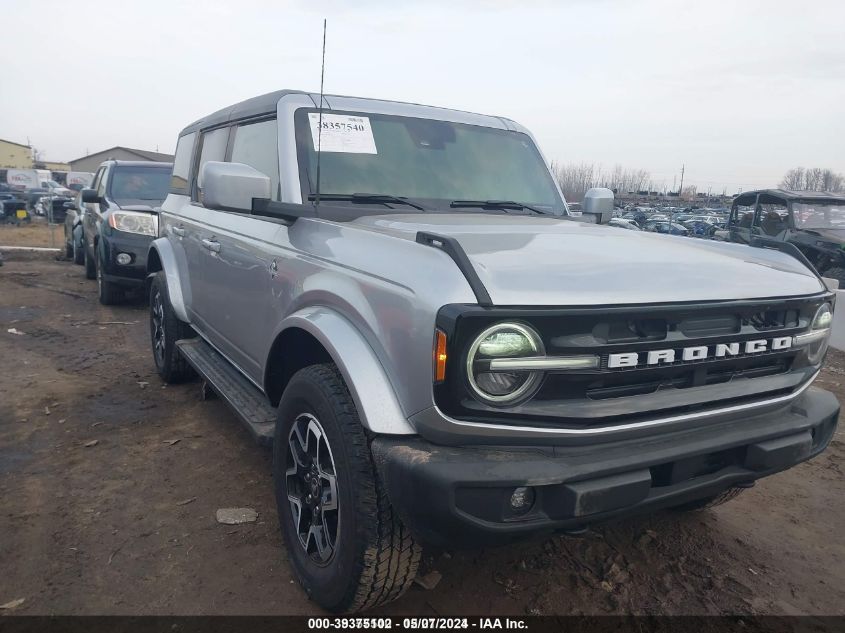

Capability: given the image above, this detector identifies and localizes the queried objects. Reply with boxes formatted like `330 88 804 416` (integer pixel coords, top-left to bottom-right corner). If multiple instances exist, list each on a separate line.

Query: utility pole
678 164 685 198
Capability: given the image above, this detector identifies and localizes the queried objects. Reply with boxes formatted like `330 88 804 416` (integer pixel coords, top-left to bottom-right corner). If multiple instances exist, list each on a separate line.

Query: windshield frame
292 107 568 217
108 165 172 203
791 200 845 230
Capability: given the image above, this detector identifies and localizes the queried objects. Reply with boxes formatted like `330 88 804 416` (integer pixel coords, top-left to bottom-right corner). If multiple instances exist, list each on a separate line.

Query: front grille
435 296 827 429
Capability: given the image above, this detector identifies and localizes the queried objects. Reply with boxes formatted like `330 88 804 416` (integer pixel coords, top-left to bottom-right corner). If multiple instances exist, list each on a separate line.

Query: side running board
176 338 276 447
416 231 493 306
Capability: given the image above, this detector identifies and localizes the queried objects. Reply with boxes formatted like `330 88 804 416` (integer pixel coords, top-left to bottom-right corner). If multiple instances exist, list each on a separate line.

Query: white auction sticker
309 113 377 154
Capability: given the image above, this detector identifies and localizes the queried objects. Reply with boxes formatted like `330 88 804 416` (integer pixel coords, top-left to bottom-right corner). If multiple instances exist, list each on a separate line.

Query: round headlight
466 322 544 405
804 303 833 364
813 303 833 331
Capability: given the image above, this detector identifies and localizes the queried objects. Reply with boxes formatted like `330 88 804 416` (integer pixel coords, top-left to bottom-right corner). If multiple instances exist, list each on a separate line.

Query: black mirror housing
81 188 100 204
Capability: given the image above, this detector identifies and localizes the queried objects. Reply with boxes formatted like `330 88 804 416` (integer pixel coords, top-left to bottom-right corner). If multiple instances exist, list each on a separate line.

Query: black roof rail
749 236 826 285
416 231 493 307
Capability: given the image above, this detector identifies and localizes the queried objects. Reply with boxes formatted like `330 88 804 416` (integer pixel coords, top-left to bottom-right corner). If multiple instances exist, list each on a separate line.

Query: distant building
35 160 71 172
68 146 174 173
0 138 34 168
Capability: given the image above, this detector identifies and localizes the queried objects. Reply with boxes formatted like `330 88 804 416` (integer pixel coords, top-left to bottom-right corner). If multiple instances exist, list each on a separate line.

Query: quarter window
230 119 279 200
170 132 196 193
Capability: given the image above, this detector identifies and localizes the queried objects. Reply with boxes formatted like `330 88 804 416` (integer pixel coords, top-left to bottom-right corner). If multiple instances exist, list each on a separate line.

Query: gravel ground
1 242 844 616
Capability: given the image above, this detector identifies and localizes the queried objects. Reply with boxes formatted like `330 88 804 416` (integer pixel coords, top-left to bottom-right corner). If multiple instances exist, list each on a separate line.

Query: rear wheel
149 271 194 383
84 242 96 279
73 234 84 265
274 364 421 613
671 487 746 512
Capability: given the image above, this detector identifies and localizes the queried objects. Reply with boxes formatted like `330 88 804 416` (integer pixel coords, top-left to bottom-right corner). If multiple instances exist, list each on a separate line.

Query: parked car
63 192 87 264
726 189 845 283
683 219 719 238
146 89 838 613
608 217 641 230
643 220 690 235
80 160 172 304
0 192 29 224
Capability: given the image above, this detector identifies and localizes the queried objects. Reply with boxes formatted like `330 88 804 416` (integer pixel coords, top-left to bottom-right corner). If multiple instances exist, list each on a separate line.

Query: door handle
171 226 185 237
202 238 221 253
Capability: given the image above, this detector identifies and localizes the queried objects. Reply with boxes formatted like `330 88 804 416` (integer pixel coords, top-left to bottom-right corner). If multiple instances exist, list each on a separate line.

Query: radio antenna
314 19 327 207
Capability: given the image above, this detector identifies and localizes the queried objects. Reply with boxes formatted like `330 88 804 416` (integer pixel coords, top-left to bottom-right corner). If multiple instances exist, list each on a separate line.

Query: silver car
147 89 839 612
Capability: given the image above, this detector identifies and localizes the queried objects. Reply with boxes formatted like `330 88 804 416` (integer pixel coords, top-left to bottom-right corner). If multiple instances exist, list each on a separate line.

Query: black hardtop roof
733 188 845 206
179 90 310 136
98 160 173 169
177 89 511 137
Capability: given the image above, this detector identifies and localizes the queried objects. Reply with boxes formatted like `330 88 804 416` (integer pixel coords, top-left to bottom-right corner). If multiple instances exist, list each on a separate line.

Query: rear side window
230 119 280 200
170 132 196 193
195 127 229 194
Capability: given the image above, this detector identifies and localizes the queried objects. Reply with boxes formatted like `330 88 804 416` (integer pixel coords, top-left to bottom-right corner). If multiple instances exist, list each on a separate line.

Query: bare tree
780 167 844 192
551 162 655 200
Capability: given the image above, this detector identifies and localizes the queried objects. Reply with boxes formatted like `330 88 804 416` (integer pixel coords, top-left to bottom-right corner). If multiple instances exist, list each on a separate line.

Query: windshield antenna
314 19 327 207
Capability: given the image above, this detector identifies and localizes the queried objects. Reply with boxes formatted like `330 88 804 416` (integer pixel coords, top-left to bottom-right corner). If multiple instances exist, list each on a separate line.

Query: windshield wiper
449 199 549 215
308 193 426 211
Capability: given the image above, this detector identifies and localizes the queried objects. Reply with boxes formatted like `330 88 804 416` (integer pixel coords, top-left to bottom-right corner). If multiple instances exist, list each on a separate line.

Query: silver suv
147 90 839 612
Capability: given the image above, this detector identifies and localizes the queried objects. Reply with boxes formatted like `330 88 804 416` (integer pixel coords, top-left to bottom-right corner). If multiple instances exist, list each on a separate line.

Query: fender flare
147 237 189 322
274 307 415 435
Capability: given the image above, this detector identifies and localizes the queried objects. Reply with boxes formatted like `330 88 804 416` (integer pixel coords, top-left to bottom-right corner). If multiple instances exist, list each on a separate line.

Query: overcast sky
1 0 843 193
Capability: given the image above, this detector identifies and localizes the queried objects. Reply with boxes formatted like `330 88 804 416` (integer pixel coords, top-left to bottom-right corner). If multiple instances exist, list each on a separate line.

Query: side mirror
63 201 76 209
201 161 271 213
581 188 614 224
81 188 100 203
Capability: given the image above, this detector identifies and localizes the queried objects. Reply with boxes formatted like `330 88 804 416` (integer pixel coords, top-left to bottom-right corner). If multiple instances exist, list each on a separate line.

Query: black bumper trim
374 387 838 546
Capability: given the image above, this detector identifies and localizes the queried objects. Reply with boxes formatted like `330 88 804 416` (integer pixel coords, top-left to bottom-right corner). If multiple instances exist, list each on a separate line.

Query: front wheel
274 364 421 613
96 244 123 305
149 271 194 383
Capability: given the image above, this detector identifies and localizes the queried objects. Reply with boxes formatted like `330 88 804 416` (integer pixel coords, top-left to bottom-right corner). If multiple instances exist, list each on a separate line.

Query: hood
352 214 825 306
114 200 161 212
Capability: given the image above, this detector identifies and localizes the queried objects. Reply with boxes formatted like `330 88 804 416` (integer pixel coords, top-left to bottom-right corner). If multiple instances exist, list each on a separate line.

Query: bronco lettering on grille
607 336 793 369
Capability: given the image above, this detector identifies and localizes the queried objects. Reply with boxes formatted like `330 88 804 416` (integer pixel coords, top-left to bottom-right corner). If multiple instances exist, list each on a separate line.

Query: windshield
110 166 172 202
793 202 845 229
294 109 565 214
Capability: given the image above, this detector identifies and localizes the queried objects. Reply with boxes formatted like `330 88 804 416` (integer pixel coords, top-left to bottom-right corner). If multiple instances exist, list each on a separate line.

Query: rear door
83 165 108 256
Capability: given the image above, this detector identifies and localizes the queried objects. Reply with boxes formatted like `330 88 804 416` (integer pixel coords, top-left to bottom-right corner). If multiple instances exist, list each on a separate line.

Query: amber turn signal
434 329 448 382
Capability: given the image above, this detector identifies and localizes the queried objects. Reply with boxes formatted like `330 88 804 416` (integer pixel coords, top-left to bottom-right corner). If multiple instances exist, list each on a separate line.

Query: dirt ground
1 241 845 616
0 221 65 249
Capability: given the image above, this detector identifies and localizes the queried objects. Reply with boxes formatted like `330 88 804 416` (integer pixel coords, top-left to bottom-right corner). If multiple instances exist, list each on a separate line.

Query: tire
84 242 96 279
73 237 84 265
149 271 194 383
96 243 123 305
671 487 745 512
274 364 421 613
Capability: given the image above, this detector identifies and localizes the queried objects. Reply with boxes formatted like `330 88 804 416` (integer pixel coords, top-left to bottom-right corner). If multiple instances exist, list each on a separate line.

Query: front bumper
373 387 839 546
100 230 153 287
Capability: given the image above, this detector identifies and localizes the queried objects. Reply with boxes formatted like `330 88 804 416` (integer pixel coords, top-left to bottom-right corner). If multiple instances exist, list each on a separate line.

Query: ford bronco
146 90 839 612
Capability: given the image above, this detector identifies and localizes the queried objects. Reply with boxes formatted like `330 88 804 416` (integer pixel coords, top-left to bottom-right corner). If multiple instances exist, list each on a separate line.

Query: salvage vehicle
63 191 87 264
727 189 845 284
0 192 29 224
147 89 839 613
608 217 641 230
80 160 172 304
643 220 690 236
